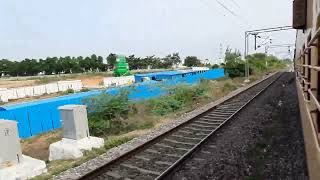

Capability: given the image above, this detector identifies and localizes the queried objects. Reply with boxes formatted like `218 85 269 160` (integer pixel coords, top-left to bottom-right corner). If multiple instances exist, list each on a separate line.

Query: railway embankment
169 72 308 179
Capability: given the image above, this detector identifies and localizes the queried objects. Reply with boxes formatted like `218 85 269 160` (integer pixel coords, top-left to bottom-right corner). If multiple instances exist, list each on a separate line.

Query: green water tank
114 55 130 77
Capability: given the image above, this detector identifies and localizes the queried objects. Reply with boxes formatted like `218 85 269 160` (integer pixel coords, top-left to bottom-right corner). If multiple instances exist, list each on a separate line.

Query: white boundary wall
192 67 210 71
103 76 135 88
0 80 83 103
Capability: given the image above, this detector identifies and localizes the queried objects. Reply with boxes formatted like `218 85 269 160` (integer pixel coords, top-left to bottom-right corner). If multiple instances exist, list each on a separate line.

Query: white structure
49 105 104 161
45 83 59 94
103 76 135 88
58 80 83 92
192 67 210 71
0 80 84 103
0 120 47 180
33 85 46 96
0 89 9 103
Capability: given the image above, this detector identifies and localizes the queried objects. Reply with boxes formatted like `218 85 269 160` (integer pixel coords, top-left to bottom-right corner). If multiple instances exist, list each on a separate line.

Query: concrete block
0 155 47 180
6 89 17 100
16 88 26 99
24 87 34 97
49 137 104 161
0 120 47 179
33 85 46 96
0 90 8 103
58 81 69 92
59 105 90 140
0 120 22 165
45 83 59 94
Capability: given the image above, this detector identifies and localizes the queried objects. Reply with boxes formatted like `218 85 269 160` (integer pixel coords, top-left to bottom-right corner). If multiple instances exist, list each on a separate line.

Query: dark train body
294 0 320 179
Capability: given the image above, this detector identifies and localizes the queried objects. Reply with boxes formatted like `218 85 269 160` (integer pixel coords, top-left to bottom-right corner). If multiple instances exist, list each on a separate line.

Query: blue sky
0 0 295 63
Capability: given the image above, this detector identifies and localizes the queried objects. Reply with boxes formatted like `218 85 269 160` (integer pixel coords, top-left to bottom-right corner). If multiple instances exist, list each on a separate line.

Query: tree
184 56 201 67
224 48 245 78
212 64 220 69
107 53 117 69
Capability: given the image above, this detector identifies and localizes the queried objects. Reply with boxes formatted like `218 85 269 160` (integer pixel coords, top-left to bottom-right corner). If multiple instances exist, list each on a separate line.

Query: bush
60 88 75 95
222 82 237 92
83 90 133 136
147 84 207 116
225 61 246 78
81 88 90 92
66 89 74 94
212 64 220 69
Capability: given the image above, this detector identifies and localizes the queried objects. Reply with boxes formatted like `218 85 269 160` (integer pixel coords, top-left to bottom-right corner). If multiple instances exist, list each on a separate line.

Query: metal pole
245 32 250 78
254 34 257 50
244 32 248 77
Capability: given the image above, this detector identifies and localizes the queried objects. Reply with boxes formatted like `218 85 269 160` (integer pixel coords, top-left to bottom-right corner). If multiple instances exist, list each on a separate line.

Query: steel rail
155 73 282 180
77 73 281 180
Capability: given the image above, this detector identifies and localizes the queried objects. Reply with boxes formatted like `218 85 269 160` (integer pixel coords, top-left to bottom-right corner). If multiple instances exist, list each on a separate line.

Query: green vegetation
59 89 75 95
148 84 208 116
224 49 246 78
83 90 133 136
80 88 90 92
82 81 211 137
184 56 202 67
0 53 184 77
224 48 290 78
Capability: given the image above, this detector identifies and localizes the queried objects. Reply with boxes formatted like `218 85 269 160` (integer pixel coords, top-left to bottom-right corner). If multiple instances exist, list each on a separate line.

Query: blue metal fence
0 69 225 138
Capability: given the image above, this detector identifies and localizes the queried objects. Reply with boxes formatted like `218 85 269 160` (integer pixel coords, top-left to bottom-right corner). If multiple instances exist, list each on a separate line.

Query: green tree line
0 52 210 77
223 48 290 78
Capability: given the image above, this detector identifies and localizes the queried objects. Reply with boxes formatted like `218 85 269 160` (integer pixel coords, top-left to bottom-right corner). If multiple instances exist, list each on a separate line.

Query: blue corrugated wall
0 68 225 138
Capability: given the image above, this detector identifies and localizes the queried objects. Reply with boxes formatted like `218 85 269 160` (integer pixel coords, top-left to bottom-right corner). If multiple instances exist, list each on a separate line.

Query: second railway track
78 72 282 180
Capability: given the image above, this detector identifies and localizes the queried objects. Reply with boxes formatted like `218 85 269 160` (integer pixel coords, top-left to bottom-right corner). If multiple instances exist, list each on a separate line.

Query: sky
0 0 296 63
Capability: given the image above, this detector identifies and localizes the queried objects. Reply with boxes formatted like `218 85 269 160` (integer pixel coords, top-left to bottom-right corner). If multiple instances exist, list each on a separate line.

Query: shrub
225 61 246 78
81 88 90 92
83 90 133 136
66 89 74 94
147 84 208 116
222 82 237 92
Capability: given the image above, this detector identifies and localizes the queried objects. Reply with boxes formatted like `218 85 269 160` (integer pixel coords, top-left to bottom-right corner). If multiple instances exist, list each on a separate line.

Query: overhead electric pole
244 26 293 78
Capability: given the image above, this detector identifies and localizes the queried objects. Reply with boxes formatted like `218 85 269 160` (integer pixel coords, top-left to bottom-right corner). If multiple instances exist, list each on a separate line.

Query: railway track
78 73 282 180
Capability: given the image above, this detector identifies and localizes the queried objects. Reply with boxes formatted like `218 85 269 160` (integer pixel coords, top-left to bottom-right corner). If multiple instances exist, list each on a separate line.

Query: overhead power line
214 0 250 27
199 0 226 17
230 0 240 8
215 0 237 17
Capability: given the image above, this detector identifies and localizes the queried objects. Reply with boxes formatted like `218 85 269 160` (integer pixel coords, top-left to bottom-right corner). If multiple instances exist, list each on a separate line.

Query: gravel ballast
168 72 308 180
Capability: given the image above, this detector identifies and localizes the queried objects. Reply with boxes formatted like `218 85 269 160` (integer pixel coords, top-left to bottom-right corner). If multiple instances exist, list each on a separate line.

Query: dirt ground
80 76 103 88
169 73 308 179
0 79 37 88
21 130 61 161
0 75 104 89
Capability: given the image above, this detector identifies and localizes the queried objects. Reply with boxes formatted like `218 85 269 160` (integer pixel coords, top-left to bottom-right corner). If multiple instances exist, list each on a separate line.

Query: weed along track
77 73 282 180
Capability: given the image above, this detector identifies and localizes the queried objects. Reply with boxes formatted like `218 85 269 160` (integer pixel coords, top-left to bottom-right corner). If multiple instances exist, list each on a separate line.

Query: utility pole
244 26 293 78
219 43 223 64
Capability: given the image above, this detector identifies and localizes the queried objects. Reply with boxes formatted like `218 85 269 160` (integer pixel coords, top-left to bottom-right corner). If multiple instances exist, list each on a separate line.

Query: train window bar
307 28 320 47
308 89 320 132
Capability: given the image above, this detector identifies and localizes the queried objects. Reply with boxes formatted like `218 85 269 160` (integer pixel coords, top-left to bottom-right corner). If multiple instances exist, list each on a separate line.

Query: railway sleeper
120 163 162 176
205 112 234 117
126 157 171 171
183 126 213 133
164 138 198 146
189 122 217 128
154 143 189 152
194 120 223 126
197 118 225 122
